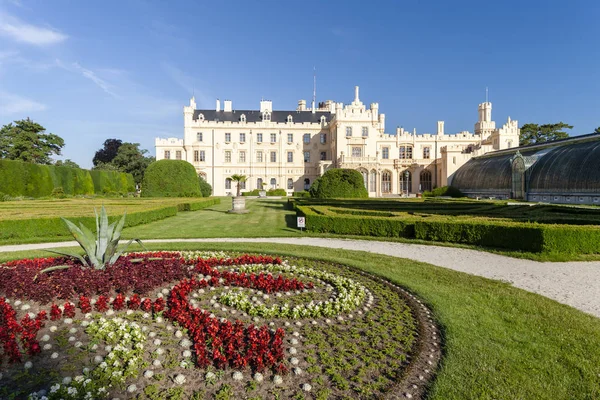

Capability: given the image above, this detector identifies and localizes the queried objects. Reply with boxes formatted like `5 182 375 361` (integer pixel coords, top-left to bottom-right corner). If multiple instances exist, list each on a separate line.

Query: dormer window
240 114 246 123
263 111 271 121
320 115 327 124
198 113 205 121
287 115 293 123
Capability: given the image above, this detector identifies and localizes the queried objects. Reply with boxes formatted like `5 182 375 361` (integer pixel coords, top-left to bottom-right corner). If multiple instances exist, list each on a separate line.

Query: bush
423 186 464 198
293 191 311 198
309 169 368 199
267 189 287 196
242 189 260 197
51 187 66 198
198 175 212 197
142 160 201 197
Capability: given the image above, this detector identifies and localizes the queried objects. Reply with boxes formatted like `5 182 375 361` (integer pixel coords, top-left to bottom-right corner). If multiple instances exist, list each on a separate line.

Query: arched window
198 113 205 121
270 178 276 189
420 170 432 192
370 170 376 192
381 171 392 193
287 178 294 189
287 115 293 123
257 178 263 189
225 178 232 190
359 169 368 191
320 115 327 124
263 112 271 121
240 114 246 123
304 178 310 190
400 171 412 194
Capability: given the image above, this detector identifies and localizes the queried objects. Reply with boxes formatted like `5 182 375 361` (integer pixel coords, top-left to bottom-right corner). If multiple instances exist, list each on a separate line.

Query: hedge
0 159 134 197
0 198 220 241
297 204 600 254
142 160 202 197
309 169 368 199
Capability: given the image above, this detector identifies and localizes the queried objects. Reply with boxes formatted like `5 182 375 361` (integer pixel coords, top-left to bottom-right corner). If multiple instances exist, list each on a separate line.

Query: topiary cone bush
142 160 202 197
309 169 368 199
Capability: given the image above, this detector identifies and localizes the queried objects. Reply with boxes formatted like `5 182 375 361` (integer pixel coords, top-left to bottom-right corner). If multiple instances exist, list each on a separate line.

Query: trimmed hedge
423 186 464 198
0 159 133 197
309 169 368 199
297 204 600 254
0 198 220 241
142 160 201 197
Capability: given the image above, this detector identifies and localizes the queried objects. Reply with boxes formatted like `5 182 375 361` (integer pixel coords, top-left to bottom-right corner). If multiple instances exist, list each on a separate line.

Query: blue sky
1 0 598 168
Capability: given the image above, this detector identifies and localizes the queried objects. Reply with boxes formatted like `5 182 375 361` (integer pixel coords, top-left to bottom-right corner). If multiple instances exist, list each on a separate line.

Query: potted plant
229 174 250 213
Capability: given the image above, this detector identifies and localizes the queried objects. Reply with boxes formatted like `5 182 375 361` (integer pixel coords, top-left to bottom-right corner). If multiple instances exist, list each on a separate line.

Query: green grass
2 242 599 399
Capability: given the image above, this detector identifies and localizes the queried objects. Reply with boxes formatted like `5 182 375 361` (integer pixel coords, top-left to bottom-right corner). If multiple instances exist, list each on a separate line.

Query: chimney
297 100 306 111
216 99 221 112
437 121 444 136
354 86 360 102
223 100 232 112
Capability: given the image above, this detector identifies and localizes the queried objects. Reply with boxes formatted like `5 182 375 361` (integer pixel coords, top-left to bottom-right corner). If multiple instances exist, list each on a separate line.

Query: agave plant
39 206 144 274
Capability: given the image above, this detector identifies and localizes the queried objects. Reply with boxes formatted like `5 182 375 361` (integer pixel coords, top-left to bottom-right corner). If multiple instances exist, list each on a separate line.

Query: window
270 151 277 162
287 151 294 162
176 151 181 160
320 133 326 144
399 145 413 159
352 147 362 157
200 150 205 162
197 132 203 142
270 133 277 143
263 112 271 121
225 178 231 190
198 113 205 121
420 170 432 192
287 133 293 143
382 171 391 193
240 114 246 123
239 133 246 143
362 127 368 137
304 151 310 163
257 133 263 143
370 170 376 192
400 171 412 193
287 178 293 189
423 147 431 159
194 150 199 162
361 170 368 191
320 151 327 161
346 127 353 137
164 150 171 159
240 181 246 189
270 178 276 189
257 178 263 189
304 178 310 190
239 151 246 163
382 147 389 159
303 133 310 144
256 151 263 162
225 151 231 163
225 133 231 142
287 115 293 123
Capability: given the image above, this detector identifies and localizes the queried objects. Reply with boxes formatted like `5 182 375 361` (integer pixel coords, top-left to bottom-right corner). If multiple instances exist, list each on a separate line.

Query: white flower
50 384 60 393
69 328 77 334
127 384 137 393
166 325 173 331
273 375 283 385
173 374 186 384
290 357 299 365
144 370 154 378
153 339 161 346
68 336 76 342
49 326 57 332
126 310 133 315
14 300 22 306
94 356 103 363
80 321 89 327
41 334 50 342
302 383 312 392
84 313 92 319
91 344 98 351
74 375 84 383
155 317 164 323
182 350 192 358
62 376 72 384
232 371 243 381
63 318 73 324
99 362 108 369
43 344 52 350
152 359 161 367
294 367 303 375
180 339 191 348
205 372 216 380
24 361 33 369
105 345 112 352
155 348 164 355
253 372 264 382
51 352 59 359
82 368 90 373
175 330 183 338
74 341 83 348
142 313 150 319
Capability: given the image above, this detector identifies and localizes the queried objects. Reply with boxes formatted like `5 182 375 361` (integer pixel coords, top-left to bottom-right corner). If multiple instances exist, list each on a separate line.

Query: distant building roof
193 110 332 124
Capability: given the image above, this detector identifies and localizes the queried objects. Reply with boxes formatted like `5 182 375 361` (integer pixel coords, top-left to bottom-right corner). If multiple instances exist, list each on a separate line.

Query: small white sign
297 217 306 228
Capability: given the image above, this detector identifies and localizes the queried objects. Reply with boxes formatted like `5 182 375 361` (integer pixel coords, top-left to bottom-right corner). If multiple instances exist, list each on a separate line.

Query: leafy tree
0 118 64 164
93 139 122 166
55 159 80 169
230 174 247 197
198 175 212 197
109 143 154 185
519 122 573 146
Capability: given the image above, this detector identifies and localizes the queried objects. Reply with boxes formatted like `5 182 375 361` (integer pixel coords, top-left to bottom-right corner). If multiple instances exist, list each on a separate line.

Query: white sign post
297 216 306 231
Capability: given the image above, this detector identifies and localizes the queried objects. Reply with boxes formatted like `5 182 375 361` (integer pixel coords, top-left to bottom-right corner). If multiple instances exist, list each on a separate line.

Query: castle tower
474 102 495 138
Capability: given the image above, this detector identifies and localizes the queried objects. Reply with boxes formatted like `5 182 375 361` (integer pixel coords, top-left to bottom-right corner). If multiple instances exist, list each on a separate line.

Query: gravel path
2 238 600 318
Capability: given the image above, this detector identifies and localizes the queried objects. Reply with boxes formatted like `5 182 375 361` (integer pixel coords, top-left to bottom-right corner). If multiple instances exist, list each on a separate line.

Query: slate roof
193 110 333 124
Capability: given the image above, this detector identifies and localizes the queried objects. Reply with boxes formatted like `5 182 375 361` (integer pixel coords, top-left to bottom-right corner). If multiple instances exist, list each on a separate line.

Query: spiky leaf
44 248 89 268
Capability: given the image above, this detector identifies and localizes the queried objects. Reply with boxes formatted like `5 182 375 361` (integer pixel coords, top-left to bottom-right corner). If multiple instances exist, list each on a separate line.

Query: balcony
339 155 378 165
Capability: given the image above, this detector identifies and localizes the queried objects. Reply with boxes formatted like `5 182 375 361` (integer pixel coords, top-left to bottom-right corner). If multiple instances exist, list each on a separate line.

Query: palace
155 87 520 196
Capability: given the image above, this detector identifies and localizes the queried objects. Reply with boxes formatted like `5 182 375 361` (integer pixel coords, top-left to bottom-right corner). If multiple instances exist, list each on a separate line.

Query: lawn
1 242 599 399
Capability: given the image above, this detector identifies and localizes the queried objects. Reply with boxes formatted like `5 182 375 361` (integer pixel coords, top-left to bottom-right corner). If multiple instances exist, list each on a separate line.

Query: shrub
293 191 311 198
423 186 464 198
267 189 287 196
309 169 368 199
242 189 261 197
142 160 201 197
198 175 212 197
51 187 66 198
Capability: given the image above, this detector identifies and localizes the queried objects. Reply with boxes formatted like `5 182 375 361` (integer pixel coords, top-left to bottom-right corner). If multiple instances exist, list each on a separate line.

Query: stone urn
229 196 250 214
258 190 267 198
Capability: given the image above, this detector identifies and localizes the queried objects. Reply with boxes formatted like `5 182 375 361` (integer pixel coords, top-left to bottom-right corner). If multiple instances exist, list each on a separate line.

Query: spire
354 86 360 102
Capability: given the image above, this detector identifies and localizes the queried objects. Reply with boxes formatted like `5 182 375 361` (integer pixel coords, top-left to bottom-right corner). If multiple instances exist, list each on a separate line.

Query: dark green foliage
176 198 220 211
198 175 212 197
309 169 368 199
423 186 464 198
293 191 311 198
93 140 154 184
54 159 80 168
142 160 201 197
0 159 130 197
0 118 65 164
267 188 287 196
51 187 66 198
93 139 123 166
519 122 573 146
242 189 260 196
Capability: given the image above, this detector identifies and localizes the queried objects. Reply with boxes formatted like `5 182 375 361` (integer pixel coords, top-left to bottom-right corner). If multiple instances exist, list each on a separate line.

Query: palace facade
155 87 520 196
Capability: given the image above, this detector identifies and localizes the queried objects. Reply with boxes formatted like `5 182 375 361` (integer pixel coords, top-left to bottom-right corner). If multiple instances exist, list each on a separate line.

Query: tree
142 160 201 197
55 159 80 169
309 169 368 199
0 118 65 164
109 143 154 185
594 127 600 134
230 174 247 197
198 175 212 197
93 139 122 166
519 122 573 146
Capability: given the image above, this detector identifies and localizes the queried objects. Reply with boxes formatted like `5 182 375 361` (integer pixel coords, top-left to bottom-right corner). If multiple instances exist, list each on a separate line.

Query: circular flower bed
0 251 440 399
